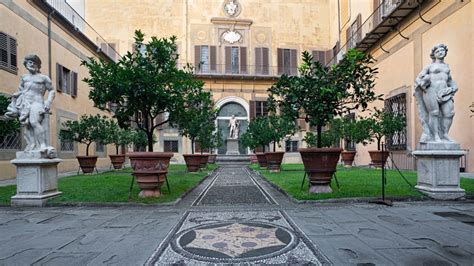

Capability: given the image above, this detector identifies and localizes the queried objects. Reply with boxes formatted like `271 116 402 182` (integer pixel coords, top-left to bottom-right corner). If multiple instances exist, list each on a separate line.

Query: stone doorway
216 100 248 155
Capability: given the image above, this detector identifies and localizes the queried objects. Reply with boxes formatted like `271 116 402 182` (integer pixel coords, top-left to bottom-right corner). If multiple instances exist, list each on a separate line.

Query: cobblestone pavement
0 165 473 265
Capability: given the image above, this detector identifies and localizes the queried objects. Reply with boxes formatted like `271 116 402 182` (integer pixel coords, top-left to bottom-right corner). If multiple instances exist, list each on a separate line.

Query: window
385 93 407 150
285 140 298 152
59 130 74 152
255 101 268 117
95 143 105 153
346 14 362 49
194 45 216 73
0 131 21 150
311 50 332 66
277 48 297 75
345 113 356 151
225 46 247 74
0 32 17 74
164 140 179 152
255 47 269 75
56 64 78 97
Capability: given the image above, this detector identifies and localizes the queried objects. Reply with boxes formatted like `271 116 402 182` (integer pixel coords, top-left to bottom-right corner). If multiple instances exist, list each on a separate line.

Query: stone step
216 155 250 166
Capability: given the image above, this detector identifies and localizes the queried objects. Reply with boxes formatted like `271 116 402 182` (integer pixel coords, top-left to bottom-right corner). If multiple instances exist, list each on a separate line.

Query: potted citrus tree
59 114 109 173
171 85 217 172
240 116 272 168
82 30 200 197
268 49 380 193
365 108 406 168
104 121 134 169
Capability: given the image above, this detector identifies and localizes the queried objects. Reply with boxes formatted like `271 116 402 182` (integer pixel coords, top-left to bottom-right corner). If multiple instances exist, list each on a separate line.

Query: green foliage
268 49 381 148
240 115 297 152
82 30 202 151
171 86 217 154
364 108 406 150
302 131 337 148
328 116 372 147
0 95 20 136
103 121 135 154
59 114 110 156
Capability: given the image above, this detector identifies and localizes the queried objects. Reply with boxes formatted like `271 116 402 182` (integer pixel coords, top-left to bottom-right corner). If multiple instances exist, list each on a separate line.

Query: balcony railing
43 0 120 62
192 63 296 79
328 0 427 66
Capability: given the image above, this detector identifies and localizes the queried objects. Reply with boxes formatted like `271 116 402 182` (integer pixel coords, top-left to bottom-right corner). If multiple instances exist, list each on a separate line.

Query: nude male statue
414 44 457 143
228 115 240 139
3 54 56 152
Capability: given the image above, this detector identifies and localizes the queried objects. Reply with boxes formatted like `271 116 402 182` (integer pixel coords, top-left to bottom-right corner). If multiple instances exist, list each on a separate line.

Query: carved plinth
226 138 240 155
413 142 466 200
10 151 62 207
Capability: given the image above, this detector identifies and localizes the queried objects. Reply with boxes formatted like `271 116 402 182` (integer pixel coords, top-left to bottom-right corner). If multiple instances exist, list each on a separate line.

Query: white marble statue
414 44 457 143
3 54 56 154
228 115 240 139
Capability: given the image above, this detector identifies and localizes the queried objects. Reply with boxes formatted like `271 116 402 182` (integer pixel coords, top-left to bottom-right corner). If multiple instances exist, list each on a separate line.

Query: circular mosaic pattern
171 222 298 263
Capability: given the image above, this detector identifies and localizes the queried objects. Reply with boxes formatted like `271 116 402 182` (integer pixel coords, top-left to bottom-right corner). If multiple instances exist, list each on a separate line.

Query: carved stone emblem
223 0 241 17
222 30 242 44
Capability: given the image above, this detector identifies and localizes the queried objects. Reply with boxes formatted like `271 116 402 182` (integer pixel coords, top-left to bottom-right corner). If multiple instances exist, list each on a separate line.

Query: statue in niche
228 115 240 139
3 54 56 155
414 44 458 143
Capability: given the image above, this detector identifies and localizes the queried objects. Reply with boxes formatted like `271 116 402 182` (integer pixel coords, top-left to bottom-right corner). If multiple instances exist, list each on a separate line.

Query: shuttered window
255 47 269 75
225 46 247 74
277 48 297 75
56 63 78 97
347 14 362 49
194 45 217 73
0 32 17 74
249 100 268 120
311 49 333 67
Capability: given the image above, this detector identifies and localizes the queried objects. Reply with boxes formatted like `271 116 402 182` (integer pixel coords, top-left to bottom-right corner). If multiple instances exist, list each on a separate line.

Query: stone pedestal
10 151 62 207
226 138 240 155
412 142 466 200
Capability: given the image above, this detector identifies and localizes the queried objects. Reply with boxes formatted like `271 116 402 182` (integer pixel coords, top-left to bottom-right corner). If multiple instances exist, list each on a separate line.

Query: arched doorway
215 97 249 154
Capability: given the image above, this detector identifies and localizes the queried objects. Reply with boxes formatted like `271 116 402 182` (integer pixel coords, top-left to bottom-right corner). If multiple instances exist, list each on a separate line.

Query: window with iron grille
385 93 407 150
344 113 356 151
164 140 179 153
0 131 21 150
285 140 298 153
95 142 105 153
59 130 74 151
0 32 17 74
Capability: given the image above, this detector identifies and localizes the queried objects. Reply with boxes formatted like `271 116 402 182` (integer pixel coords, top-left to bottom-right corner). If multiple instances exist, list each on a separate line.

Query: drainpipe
47 10 55 77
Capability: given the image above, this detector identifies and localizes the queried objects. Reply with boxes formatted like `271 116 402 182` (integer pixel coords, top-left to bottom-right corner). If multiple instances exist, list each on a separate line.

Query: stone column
412 142 466 200
10 151 62 207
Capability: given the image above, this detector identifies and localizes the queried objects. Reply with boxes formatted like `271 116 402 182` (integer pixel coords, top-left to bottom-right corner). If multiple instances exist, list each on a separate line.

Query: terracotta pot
299 148 342 193
76 156 98 174
109 154 126 169
183 154 207 172
256 153 268 168
127 152 173 198
341 151 356 168
265 152 285 172
200 154 209 169
208 154 217 164
369 150 390 168
250 154 258 164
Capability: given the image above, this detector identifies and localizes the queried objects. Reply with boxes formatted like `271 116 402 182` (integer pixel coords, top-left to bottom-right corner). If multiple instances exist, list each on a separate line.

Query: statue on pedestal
414 44 457 143
228 115 240 139
3 54 56 156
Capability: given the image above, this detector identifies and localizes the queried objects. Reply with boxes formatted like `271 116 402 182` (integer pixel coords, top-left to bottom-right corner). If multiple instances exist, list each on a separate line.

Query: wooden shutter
210 45 216 72
277 48 283 74
240 47 247 74
262 47 269 75
8 37 16 71
0 33 7 68
290 49 297 75
194 45 201 71
255 48 262 74
312 50 325 66
108 43 116 61
325 50 332 66
56 63 63 92
356 14 362 44
249 100 256 120
346 27 351 48
71 71 78 98
373 0 380 26
225 46 232 73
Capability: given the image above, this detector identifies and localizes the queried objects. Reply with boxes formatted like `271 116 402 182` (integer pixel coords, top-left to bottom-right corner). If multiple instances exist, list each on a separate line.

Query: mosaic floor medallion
148 211 329 265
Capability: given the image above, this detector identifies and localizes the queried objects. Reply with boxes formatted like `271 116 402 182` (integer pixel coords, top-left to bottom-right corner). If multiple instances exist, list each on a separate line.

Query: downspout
47 10 55 77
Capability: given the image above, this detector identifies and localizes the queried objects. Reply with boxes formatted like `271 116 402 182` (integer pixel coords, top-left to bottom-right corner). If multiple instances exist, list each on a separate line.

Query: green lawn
0 164 218 205
251 164 474 201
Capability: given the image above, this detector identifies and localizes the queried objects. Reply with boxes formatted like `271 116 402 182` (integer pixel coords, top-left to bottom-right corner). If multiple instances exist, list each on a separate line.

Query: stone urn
109 154 126 169
76 156 98 174
183 154 207 172
299 148 342 193
341 151 356 167
265 152 285 172
128 152 173 198
256 153 268 168
208 154 217 164
200 154 209 169
368 150 390 168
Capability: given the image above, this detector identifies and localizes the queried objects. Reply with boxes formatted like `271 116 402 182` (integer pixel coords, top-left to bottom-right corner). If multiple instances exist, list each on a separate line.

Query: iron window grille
385 93 407 150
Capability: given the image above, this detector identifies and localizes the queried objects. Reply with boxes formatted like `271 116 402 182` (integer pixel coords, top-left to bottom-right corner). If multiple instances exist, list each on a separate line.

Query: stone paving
0 165 473 265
